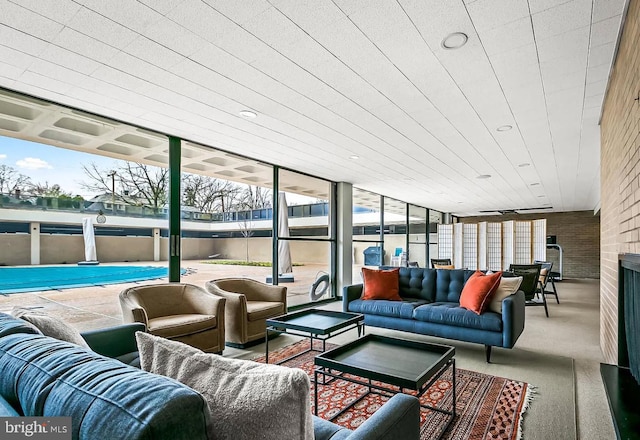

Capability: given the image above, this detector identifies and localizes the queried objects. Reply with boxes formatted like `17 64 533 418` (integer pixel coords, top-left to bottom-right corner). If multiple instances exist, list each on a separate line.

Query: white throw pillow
136 332 314 440
488 277 523 313
11 307 88 347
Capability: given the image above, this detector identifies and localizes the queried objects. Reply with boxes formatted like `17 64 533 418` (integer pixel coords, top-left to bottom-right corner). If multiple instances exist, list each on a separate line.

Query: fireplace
600 253 640 438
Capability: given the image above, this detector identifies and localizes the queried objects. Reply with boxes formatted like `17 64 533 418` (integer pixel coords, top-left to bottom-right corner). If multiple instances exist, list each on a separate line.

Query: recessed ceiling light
530 183 540 186
476 174 491 179
239 110 257 119
349 155 359 160
441 32 468 50
518 163 530 167
496 125 512 132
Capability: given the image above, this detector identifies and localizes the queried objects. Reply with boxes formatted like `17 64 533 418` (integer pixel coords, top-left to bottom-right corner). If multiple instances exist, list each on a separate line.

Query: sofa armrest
342 284 363 312
345 393 420 440
81 323 146 359
502 290 525 348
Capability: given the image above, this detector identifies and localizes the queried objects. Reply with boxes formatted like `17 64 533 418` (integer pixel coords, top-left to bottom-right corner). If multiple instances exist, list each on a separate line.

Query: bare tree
81 162 168 213
29 182 72 198
237 214 253 262
0 165 32 196
182 174 241 212
235 185 272 210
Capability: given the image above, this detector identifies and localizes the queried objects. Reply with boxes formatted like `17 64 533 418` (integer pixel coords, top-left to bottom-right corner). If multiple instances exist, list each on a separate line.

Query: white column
153 228 160 261
30 222 40 265
336 182 353 296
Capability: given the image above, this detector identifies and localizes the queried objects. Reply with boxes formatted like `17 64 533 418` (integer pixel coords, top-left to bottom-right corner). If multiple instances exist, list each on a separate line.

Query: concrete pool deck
0 260 340 331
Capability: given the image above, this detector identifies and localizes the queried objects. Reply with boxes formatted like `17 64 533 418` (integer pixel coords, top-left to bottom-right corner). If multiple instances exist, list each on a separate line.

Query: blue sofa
0 313 420 440
343 268 526 362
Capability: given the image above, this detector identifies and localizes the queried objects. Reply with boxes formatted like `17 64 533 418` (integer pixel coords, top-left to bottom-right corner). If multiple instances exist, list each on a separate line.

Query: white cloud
16 157 52 170
0 154 6 160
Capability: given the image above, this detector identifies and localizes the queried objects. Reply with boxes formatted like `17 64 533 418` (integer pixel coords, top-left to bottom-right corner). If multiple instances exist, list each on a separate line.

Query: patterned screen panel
532 219 547 262
514 221 532 264
478 222 487 270
453 223 464 268
438 224 453 260
502 221 515 270
463 223 478 270
437 220 545 271
487 222 502 271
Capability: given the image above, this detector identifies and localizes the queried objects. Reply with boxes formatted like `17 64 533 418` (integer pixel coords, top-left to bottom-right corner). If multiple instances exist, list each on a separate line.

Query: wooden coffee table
314 334 456 439
265 309 364 365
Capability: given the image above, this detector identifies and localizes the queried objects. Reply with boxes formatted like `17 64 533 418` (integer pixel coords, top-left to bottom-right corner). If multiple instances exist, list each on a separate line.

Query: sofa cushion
412 303 503 332
246 301 285 322
489 276 523 313
460 271 503 315
361 267 401 301
11 308 88 347
0 312 41 338
312 415 350 440
0 396 19 416
148 314 217 339
435 269 475 302
136 331 314 440
0 332 209 440
348 298 429 319
397 267 437 301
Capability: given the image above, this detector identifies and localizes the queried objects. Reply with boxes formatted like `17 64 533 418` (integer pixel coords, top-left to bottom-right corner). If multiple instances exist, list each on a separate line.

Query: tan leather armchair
205 278 286 348
119 283 225 353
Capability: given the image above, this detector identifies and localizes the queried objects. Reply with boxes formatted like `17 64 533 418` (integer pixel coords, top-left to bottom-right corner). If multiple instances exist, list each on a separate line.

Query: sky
0 137 118 199
0 136 320 205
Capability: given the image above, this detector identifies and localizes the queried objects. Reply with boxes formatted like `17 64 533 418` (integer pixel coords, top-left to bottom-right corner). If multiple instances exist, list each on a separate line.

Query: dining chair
508 263 548 317
430 258 452 268
534 260 560 304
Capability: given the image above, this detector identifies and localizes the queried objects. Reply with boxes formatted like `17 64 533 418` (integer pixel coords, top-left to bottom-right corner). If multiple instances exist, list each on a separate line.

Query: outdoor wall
41 235 85 264
0 235 30 265
462 211 600 278
40 236 154 264
95 237 154 262
0 234 332 265
210 237 330 264
182 237 216 260
600 0 640 365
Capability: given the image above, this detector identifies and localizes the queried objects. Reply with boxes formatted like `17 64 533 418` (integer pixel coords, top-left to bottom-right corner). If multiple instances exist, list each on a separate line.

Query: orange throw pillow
361 267 401 301
460 271 503 315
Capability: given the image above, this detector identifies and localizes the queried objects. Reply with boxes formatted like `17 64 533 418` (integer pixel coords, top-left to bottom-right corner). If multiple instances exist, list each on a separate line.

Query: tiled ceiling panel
0 0 627 214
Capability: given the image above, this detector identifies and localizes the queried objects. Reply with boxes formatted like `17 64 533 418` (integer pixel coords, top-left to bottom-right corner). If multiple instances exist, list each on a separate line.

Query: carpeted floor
257 339 534 440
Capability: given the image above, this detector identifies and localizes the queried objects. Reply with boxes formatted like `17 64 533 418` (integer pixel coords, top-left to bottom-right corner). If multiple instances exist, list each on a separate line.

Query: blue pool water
0 265 182 294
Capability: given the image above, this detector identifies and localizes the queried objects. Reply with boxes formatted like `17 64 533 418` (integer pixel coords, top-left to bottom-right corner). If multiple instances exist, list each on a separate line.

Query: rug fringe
516 384 537 440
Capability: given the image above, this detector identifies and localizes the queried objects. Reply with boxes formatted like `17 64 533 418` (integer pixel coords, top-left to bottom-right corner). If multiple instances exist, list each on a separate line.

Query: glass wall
0 98 170 267
352 188 382 283
278 169 334 307
383 197 406 266
181 142 273 284
408 205 428 268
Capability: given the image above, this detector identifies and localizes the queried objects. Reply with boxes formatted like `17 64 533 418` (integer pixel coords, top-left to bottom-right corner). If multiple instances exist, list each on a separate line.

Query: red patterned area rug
256 339 535 440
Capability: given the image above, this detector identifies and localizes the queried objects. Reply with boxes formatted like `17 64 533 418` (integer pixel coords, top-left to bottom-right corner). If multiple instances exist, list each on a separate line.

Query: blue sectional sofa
0 313 420 440
343 268 526 362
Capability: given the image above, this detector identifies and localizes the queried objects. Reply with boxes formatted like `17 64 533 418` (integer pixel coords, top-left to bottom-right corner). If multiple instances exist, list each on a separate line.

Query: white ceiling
0 0 627 215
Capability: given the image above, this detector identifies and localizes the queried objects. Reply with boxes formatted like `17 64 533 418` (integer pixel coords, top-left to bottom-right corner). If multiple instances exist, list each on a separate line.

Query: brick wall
600 0 640 364
460 211 600 279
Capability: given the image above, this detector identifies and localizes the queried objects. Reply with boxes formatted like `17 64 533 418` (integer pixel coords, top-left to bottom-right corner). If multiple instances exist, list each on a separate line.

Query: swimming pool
0 265 181 294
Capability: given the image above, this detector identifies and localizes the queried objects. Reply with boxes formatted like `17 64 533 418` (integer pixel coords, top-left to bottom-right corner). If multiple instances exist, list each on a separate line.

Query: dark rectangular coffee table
265 309 364 364
314 334 456 439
